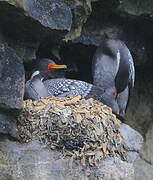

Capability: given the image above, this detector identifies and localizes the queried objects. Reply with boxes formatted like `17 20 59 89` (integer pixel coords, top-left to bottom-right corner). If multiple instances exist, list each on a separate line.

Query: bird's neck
31 71 49 81
30 72 48 99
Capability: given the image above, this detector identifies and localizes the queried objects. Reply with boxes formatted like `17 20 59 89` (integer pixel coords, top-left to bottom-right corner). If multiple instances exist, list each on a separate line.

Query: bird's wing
43 78 93 97
127 49 135 89
92 52 117 89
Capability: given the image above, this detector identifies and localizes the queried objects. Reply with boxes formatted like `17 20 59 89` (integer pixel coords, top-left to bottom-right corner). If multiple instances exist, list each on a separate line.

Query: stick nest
18 96 127 165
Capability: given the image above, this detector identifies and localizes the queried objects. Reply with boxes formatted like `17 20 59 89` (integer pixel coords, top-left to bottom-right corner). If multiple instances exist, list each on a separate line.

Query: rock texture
22 0 72 31
0 34 25 110
134 158 153 180
141 124 153 164
0 96 143 180
74 7 147 66
0 139 134 180
133 123 153 180
0 0 153 179
125 65 153 136
125 64 153 180
0 0 92 44
0 113 18 138
118 0 153 16
120 124 143 163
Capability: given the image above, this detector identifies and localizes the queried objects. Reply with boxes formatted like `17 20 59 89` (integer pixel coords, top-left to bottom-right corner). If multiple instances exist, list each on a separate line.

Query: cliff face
0 0 153 179
0 96 143 180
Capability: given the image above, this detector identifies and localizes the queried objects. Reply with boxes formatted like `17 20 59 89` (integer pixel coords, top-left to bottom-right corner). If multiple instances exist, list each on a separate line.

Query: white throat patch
31 70 40 79
116 49 120 72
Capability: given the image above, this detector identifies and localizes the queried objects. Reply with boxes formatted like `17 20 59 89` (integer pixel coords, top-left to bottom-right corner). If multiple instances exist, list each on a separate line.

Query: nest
18 96 127 165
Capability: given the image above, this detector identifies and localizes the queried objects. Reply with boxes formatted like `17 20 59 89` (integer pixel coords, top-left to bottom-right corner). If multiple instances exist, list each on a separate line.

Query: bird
25 58 67 100
92 38 135 116
25 58 120 114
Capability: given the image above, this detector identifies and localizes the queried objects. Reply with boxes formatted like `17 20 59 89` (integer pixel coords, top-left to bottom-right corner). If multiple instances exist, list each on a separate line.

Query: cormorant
25 58 120 114
92 38 135 116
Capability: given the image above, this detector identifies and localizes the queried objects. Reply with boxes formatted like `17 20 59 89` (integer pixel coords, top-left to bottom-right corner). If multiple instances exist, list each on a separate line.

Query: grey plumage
92 38 135 116
25 54 133 116
25 71 48 100
25 71 120 114
44 78 120 114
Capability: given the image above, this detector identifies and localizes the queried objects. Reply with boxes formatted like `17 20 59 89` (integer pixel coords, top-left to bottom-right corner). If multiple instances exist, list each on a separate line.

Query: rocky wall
0 0 153 179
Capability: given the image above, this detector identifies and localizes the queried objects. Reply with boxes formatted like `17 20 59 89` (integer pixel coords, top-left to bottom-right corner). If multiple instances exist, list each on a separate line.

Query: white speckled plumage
44 78 93 97
25 57 127 116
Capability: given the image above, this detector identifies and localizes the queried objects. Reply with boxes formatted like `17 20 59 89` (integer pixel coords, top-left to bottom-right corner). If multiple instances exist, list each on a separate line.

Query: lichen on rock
63 0 92 41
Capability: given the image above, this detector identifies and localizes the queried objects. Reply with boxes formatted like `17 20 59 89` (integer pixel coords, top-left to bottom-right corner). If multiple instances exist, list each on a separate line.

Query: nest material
18 96 127 165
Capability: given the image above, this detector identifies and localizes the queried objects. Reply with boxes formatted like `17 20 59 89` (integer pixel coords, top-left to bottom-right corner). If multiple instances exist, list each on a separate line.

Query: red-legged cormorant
25 58 120 114
92 38 135 116
25 58 67 100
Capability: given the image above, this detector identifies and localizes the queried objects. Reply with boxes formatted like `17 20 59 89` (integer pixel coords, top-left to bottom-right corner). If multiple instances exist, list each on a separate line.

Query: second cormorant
92 38 135 116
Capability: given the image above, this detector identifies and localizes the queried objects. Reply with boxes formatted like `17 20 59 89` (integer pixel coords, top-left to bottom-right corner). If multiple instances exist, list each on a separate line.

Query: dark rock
0 139 134 180
0 0 93 44
63 0 92 41
132 122 153 180
119 49 153 179
24 0 72 31
0 1 65 47
0 1 152 179
125 64 153 136
0 34 25 110
0 113 19 139
118 0 153 16
140 123 153 165
6 37 39 63
74 10 147 65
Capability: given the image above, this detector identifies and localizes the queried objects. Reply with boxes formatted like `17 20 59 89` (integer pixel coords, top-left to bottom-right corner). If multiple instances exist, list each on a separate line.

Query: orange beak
47 63 67 72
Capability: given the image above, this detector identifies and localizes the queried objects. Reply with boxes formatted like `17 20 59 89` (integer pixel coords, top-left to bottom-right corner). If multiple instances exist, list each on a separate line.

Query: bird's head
46 60 67 79
31 58 67 79
33 58 67 79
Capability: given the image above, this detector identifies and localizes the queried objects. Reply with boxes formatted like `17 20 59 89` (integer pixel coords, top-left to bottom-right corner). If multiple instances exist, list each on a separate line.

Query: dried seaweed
17 96 127 165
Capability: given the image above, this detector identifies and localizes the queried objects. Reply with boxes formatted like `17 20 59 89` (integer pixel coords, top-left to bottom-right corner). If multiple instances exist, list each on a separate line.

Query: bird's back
92 39 120 89
43 78 93 97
